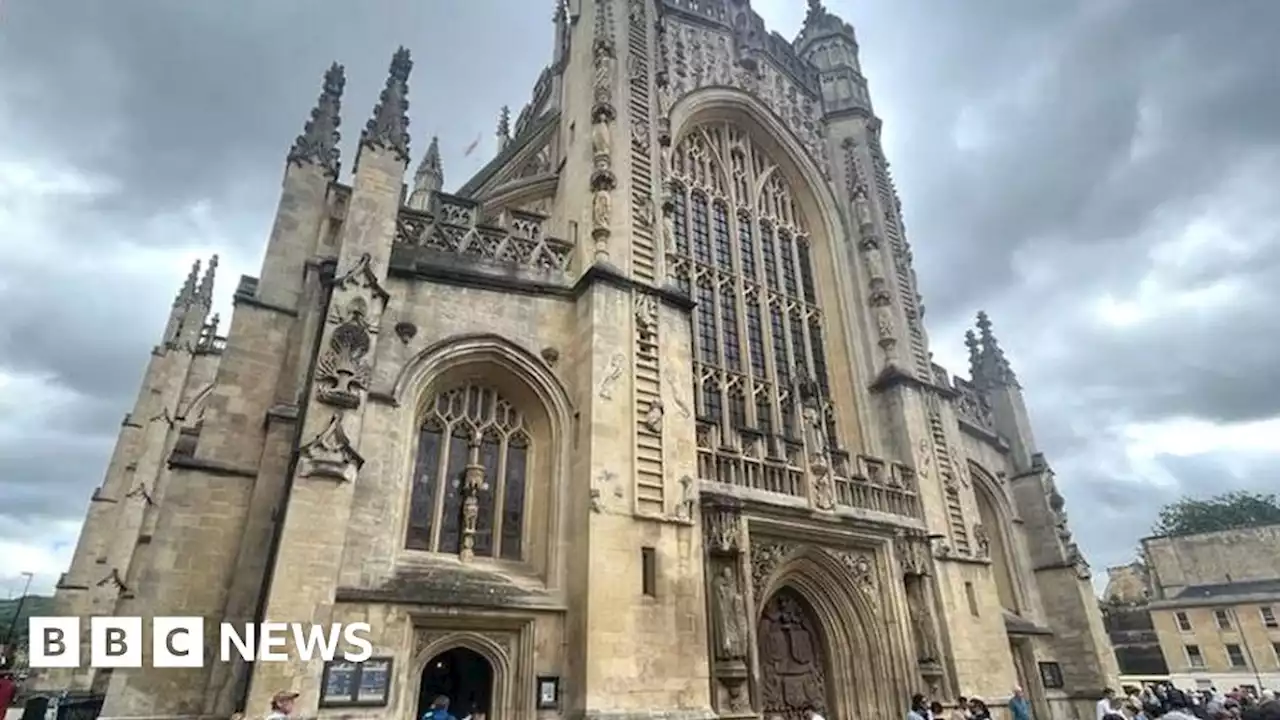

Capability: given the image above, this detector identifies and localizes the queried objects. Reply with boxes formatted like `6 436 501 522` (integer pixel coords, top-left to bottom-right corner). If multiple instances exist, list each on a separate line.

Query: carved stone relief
598 353 625 399
831 550 875 593
300 413 363 483
703 505 742 555
972 523 991 559
331 253 391 326
659 21 830 177
316 313 373 409
750 541 795 607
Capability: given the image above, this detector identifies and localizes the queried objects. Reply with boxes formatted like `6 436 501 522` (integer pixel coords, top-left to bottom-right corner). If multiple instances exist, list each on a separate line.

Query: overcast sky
1 0 1277 599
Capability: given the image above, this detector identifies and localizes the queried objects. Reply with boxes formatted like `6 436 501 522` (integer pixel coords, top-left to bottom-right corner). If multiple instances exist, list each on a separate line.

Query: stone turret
794 0 872 118
496 105 511 153
408 135 443 210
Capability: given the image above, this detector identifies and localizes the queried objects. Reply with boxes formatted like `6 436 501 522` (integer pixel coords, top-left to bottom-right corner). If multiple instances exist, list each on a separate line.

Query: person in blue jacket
423 695 457 720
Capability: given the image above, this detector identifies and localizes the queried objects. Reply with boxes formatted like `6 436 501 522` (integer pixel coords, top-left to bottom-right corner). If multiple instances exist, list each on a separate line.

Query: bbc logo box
29 617 205 669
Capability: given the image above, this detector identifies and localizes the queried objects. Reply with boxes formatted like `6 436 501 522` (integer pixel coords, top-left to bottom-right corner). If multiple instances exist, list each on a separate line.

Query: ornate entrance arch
757 587 830 719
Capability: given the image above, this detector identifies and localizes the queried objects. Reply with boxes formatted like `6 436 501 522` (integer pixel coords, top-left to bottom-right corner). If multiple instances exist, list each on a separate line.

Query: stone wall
1143 525 1280 597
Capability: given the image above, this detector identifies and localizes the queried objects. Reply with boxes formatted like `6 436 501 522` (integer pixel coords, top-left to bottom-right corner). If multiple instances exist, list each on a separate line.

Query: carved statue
802 405 828 458
592 120 611 172
812 470 835 510
973 523 991 559
906 578 940 664
852 184 873 227
875 305 896 342
643 400 663 434
593 189 612 233
661 206 677 254
713 567 748 660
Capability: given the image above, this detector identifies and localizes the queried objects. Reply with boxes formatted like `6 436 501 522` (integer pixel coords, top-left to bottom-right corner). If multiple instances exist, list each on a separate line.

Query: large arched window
405 383 530 561
667 122 838 495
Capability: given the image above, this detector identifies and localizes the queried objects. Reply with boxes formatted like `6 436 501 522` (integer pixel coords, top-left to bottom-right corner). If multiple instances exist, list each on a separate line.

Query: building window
1261 605 1278 629
1175 611 1192 632
1272 642 1280 663
405 384 531 560
1038 662 1064 690
1225 644 1247 668
1186 644 1205 668
1214 609 1232 629
965 581 979 616
669 122 836 491
641 547 657 596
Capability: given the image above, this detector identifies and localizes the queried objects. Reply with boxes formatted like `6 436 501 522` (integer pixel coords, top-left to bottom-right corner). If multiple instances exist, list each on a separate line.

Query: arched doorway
757 587 830 720
418 647 494 719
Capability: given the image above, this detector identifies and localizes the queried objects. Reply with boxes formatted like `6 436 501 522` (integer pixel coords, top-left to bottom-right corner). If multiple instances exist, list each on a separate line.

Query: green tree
1152 491 1280 537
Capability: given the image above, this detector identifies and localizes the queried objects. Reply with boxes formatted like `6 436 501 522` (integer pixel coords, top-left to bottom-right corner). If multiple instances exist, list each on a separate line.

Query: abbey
41 1 1118 719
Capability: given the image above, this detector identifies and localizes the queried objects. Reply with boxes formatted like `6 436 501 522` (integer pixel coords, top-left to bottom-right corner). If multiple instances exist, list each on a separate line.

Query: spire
287 62 345 177
408 136 443 210
554 0 568 22
361 47 413 163
174 259 200 306
972 311 1018 387
197 254 218 307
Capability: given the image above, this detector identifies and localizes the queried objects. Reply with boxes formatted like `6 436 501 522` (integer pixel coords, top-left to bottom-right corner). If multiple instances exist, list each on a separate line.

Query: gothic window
668 122 837 494
405 384 530 561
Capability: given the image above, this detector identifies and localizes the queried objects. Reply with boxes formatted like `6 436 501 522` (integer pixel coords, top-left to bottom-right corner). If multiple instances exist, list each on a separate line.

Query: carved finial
498 106 511 139
175 259 200 306
287 62 345 177
408 136 443 210
197 254 218 306
554 0 568 22
964 329 981 380
361 47 413 163
972 311 1018 388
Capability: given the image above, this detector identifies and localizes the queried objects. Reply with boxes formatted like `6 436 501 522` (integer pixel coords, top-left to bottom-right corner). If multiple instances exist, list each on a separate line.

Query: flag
463 134 481 157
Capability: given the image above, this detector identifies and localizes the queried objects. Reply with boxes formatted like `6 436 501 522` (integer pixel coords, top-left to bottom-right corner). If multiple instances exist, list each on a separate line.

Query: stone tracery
668 122 839 506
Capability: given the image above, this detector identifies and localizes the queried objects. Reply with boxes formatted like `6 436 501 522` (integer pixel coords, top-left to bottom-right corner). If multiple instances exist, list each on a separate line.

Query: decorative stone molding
299 413 363 482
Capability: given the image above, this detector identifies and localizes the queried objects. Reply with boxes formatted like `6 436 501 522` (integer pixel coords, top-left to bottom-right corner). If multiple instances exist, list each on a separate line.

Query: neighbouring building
38 1 1118 719
1141 525 1280 692
1101 563 1170 684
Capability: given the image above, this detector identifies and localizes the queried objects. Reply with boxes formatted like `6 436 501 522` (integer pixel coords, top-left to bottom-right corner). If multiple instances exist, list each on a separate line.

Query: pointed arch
755 546 897 720
179 382 215 424
969 461 1026 614
668 86 874 476
412 633 511 720
391 333 573 583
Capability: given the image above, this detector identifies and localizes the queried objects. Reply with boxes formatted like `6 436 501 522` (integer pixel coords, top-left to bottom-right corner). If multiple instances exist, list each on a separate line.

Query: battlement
660 0 822 98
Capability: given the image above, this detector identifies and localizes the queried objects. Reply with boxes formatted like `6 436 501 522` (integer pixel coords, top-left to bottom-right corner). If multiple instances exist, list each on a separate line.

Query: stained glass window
406 384 530 560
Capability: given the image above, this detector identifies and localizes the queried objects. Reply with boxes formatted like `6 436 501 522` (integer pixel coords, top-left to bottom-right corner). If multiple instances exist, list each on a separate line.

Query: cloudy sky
1 0 1277 599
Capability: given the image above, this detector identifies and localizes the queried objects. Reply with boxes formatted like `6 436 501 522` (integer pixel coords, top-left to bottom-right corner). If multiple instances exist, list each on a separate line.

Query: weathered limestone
42 3 1117 720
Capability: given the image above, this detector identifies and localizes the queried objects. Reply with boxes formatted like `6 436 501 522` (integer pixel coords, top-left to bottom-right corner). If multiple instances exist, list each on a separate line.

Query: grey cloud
1 0 1277 590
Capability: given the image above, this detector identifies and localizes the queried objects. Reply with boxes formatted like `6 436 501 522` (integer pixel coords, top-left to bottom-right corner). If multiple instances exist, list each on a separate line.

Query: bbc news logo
28 618 373 668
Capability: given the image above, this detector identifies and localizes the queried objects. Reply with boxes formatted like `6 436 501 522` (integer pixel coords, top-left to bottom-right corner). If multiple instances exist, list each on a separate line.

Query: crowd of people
1098 684 1280 720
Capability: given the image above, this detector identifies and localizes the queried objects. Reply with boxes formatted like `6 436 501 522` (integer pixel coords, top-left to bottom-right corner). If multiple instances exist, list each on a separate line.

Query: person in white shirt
803 702 826 720
1097 688 1117 720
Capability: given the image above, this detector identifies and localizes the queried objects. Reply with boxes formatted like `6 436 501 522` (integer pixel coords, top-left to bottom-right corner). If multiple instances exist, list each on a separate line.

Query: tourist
801 702 826 720
931 700 946 720
968 697 993 720
0 672 16 717
265 691 298 720
423 695 457 720
908 693 929 720
951 696 971 720
1100 689 1120 720
1011 687 1032 720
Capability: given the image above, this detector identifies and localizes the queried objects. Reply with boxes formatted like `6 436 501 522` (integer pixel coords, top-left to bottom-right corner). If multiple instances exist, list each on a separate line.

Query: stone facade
1104 525 1280 690
39 2 1117 719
